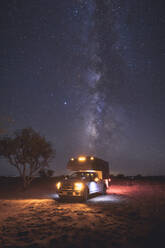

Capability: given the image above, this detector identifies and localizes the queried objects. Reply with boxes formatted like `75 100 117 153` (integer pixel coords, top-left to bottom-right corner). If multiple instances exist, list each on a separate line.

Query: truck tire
102 184 107 195
83 187 89 202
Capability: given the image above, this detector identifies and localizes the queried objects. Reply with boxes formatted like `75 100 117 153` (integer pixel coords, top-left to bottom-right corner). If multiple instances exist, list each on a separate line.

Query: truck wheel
102 184 107 195
83 187 89 202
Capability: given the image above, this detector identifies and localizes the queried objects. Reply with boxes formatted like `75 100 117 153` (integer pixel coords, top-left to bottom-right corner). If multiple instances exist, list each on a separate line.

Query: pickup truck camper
56 155 110 200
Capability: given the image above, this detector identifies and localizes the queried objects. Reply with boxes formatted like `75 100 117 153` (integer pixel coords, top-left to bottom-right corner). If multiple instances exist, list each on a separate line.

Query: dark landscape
0 177 165 248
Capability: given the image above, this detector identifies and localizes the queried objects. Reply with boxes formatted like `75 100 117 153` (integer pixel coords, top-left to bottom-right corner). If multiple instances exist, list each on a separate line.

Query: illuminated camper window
78 156 86 162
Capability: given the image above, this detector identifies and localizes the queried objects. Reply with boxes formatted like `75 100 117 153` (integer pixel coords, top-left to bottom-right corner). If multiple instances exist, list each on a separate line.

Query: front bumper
59 190 83 197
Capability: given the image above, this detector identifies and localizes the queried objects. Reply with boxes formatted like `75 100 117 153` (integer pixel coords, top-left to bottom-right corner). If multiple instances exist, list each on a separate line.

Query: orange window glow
78 156 86 162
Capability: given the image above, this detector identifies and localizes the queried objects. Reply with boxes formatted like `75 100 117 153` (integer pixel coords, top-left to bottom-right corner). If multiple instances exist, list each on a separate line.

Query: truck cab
56 156 110 200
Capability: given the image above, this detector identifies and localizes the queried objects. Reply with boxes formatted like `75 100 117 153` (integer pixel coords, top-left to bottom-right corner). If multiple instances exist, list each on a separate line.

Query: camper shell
67 156 109 179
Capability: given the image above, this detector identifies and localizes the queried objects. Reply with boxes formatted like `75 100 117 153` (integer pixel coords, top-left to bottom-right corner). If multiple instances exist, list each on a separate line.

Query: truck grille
62 182 73 191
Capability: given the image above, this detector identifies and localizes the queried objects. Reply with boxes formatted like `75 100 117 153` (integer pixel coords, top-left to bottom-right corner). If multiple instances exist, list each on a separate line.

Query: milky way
69 0 128 157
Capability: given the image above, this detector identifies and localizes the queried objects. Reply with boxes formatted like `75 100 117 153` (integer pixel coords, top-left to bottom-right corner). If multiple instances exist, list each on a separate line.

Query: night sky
0 0 165 176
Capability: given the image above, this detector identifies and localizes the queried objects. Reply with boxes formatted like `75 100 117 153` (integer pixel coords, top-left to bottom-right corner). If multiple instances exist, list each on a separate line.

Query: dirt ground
0 180 165 248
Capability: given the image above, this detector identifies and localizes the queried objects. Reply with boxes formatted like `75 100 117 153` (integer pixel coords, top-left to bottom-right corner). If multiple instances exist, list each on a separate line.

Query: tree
38 168 54 178
134 174 143 180
116 174 125 179
0 128 55 188
47 169 54 177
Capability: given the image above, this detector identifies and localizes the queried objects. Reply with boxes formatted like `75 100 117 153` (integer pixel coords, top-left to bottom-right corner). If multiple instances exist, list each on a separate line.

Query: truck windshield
69 172 98 180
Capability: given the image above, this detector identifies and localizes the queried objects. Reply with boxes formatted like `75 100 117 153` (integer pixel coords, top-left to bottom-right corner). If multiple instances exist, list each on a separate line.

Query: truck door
89 173 101 194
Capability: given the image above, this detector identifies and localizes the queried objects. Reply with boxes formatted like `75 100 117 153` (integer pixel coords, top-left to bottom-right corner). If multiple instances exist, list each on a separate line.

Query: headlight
56 182 61 190
94 177 99 182
74 182 84 191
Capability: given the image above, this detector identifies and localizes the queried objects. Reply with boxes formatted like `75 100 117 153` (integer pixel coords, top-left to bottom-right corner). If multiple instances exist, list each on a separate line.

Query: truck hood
63 178 86 184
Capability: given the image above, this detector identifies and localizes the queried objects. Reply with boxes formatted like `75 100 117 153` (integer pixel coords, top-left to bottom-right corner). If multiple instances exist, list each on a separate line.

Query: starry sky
0 0 165 176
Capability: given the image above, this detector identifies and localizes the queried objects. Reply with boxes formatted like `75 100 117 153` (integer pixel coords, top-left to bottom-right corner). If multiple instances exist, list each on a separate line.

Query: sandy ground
0 182 165 248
